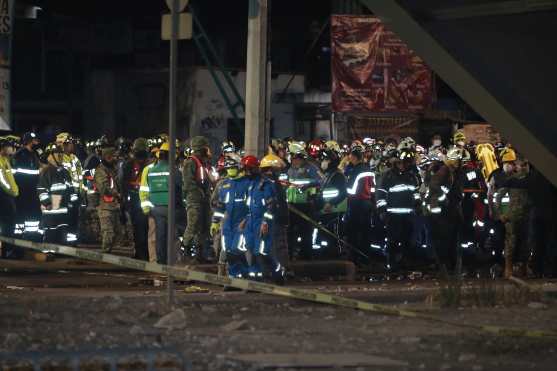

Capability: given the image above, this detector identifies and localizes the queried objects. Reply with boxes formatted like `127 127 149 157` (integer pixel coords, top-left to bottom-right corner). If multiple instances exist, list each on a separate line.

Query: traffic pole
167 0 180 308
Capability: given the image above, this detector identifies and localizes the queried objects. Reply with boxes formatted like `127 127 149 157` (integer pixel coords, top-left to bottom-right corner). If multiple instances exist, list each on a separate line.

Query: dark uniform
121 146 150 260
37 156 74 244
345 161 373 261
12 146 41 241
376 164 420 270
424 160 463 275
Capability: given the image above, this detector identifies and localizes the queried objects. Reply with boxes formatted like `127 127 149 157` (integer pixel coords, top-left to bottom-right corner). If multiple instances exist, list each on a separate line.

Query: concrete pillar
244 0 268 157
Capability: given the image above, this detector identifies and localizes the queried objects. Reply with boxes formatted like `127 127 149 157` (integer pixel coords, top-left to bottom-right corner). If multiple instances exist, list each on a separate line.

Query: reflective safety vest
147 162 170 206
103 174 116 203
0 155 19 198
321 187 347 214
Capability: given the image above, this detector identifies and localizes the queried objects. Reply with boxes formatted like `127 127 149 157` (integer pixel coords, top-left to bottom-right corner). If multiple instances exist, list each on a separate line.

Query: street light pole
167 0 180 308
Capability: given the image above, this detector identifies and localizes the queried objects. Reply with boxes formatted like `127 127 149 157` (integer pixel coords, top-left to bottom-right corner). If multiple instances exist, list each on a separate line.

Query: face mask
433 139 442 147
226 168 238 178
321 160 329 171
502 163 514 174
457 141 465 147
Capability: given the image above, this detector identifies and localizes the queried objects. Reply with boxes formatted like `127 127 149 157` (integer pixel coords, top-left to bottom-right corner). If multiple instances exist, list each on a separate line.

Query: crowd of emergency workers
1 129 556 283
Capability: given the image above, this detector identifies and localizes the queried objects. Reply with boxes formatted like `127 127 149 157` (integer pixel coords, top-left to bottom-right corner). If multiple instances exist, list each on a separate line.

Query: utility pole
245 0 269 157
167 0 180 308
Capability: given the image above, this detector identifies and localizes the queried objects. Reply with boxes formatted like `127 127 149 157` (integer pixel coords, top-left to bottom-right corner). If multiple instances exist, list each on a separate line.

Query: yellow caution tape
1 236 556 340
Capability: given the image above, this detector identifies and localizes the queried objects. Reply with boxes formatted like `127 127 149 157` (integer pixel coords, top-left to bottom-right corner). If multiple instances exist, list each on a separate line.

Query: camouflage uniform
496 172 531 277
182 136 212 261
94 150 122 253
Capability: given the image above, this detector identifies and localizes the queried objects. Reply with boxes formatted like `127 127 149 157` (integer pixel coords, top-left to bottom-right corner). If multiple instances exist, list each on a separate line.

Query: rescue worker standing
182 136 213 263
94 147 122 253
12 132 41 241
140 143 183 264
376 148 420 271
0 137 19 258
260 153 290 275
57 133 82 242
317 145 348 257
344 145 373 262
424 147 466 276
495 156 531 278
121 138 150 260
286 142 324 260
37 144 74 244
212 156 251 278
243 155 278 280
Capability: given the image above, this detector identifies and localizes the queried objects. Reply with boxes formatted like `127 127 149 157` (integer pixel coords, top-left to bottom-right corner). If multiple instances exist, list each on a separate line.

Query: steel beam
360 0 557 186
432 0 557 20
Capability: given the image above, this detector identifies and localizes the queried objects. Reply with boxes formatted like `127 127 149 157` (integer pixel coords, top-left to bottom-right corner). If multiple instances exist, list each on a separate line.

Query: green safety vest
147 162 170 206
286 179 317 204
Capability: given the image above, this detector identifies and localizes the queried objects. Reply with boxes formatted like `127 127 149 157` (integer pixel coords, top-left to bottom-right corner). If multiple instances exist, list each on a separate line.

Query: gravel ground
1 284 557 371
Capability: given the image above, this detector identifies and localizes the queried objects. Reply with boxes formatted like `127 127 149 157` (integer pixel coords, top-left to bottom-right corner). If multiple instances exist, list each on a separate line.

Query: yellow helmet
500 147 517 163
260 154 285 169
324 140 340 153
453 130 466 144
56 132 71 145
288 142 307 157
159 142 170 152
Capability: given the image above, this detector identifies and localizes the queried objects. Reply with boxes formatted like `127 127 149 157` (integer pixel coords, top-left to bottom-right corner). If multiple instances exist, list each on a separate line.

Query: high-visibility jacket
147 161 170 207
139 163 154 214
37 164 72 217
0 155 19 198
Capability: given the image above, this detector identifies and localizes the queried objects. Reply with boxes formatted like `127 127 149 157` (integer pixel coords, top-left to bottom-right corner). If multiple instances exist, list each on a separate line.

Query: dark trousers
386 213 414 269
151 206 169 264
345 200 372 261
128 194 148 261
0 194 20 258
429 214 460 272
287 203 314 260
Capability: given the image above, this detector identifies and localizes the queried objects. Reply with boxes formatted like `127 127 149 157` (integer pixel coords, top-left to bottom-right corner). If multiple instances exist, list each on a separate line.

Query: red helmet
308 139 324 159
241 155 259 169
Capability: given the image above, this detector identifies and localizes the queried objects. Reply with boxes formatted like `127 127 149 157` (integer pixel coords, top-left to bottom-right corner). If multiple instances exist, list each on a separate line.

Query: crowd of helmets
0 128 555 280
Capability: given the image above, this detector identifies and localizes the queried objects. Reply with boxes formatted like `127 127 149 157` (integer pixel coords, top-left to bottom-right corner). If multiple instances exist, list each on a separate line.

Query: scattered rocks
400 336 421 345
106 296 124 311
458 353 477 362
130 325 144 336
153 309 186 330
221 320 248 332
527 302 547 310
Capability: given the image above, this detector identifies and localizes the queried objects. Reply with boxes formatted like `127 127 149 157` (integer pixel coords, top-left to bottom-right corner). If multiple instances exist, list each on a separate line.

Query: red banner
331 15 433 113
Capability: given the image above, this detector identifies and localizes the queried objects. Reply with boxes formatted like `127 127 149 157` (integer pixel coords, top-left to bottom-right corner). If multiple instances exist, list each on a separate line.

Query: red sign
331 15 433 113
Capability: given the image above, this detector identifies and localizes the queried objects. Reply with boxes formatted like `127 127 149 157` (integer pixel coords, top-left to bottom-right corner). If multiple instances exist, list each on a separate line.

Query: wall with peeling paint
85 67 304 157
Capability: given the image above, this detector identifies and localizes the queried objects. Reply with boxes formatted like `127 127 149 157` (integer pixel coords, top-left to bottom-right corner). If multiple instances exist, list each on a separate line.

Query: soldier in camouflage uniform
182 136 213 263
495 157 531 278
94 147 122 253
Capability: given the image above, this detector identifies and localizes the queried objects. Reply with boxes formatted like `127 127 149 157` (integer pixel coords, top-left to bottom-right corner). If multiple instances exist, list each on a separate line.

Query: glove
260 222 269 237
210 222 220 237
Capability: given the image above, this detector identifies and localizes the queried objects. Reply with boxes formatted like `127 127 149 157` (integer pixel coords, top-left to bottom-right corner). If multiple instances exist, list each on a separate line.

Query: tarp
0 0 13 130
331 15 433 113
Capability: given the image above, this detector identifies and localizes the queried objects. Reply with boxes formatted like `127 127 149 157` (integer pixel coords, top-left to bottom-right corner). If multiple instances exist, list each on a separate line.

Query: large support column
245 0 268 157
360 0 557 186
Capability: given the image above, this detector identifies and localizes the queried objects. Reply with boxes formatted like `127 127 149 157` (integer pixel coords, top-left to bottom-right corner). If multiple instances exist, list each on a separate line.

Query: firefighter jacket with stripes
376 167 420 215
0 155 18 198
423 161 463 217
37 164 72 216
62 153 83 194
345 162 374 202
